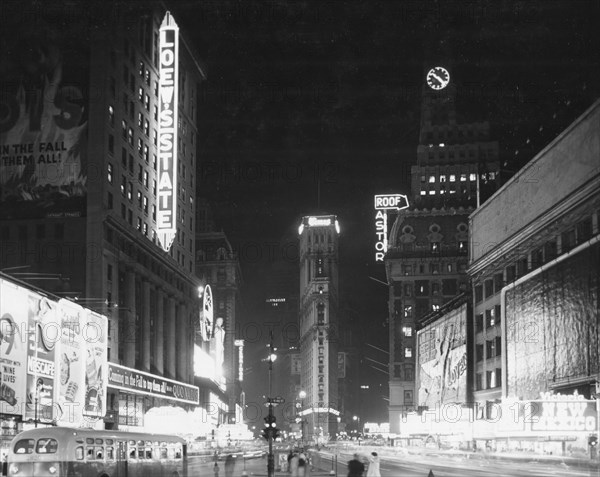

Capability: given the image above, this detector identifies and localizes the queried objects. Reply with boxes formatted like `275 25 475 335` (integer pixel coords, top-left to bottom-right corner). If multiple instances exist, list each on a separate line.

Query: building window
428 175 435 183
430 242 440 253
152 205 156 221
120 176 126 196
137 190 142 208
394 365 402 378
127 182 132 201
415 281 429 296
432 304 440 311
136 217 142 231
487 370 496 389
449 174 456 182
404 390 413 405
107 191 113 209
402 326 412 337
475 313 484 333
403 284 413 297
474 284 483 303
107 163 113 183
484 279 494 298
561 229 576 253
460 173 467 182
485 308 495 328
475 373 483 390
403 305 412 318
402 264 412 275
128 128 134 146
469 173 477 181
143 170 148 188
404 348 412 358
486 339 497 359
404 365 414 381
476 344 484 362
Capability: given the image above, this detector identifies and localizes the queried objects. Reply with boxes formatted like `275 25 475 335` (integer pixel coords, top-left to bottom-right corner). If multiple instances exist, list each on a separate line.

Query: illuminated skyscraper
298 215 341 442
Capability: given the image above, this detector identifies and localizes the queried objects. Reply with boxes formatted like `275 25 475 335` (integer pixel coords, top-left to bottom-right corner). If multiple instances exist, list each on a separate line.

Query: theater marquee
157 12 179 252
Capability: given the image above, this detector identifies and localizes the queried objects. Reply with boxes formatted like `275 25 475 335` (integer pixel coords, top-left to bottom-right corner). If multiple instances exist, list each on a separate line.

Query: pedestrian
213 462 220 477
298 451 308 477
347 453 365 477
366 452 380 477
224 454 235 477
290 451 300 477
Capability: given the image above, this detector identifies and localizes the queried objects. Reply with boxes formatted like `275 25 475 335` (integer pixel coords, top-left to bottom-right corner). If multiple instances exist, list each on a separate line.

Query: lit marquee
157 12 179 252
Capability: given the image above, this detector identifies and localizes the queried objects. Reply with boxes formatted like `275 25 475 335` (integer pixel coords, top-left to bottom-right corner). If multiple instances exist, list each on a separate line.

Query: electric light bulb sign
157 12 179 252
374 194 409 261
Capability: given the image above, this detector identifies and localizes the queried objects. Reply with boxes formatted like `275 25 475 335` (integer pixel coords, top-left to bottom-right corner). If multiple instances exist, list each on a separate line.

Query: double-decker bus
7 427 187 476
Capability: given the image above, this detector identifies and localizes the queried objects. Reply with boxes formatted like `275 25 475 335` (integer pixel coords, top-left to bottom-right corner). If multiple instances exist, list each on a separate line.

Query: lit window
489 171 496 180
405 348 413 358
127 182 132 201
449 174 456 182
138 87 143 101
428 176 435 183
432 304 440 311
429 190 435 195
420 190 426 196
439 175 446 182
138 112 143 128
107 163 113 183
470 173 477 181
460 174 467 182
402 326 412 337
128 128 134 146
108 105 114 126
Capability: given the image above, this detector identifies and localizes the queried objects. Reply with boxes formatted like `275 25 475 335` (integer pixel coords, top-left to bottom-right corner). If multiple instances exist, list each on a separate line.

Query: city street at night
0 1 599 476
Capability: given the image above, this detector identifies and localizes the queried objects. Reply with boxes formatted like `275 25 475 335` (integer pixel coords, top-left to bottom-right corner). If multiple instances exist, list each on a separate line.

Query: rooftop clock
426 66 450 90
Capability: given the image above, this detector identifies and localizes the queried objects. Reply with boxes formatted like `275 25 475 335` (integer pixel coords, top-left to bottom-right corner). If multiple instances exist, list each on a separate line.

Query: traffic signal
589 435 598 447
262 415 278 441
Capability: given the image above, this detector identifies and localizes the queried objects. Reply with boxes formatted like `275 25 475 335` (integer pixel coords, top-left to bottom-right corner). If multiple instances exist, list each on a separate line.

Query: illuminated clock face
426 67 450 90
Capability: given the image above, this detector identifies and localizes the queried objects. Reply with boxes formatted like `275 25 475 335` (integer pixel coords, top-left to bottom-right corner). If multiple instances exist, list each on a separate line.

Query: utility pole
267 331 275 477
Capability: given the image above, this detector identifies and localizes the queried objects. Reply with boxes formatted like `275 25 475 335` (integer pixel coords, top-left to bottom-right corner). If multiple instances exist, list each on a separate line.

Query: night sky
169 0 599 420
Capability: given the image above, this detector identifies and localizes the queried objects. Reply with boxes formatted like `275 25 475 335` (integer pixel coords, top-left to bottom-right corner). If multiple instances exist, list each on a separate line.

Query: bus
7 427 188 476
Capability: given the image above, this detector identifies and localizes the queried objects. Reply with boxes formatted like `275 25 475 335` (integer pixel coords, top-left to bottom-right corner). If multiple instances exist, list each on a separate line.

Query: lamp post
267 332 276 477
353 415 361 443
298 390 306 446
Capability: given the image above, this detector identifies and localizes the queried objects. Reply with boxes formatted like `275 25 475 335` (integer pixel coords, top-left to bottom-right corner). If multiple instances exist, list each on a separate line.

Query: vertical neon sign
374 194 409 261
157 12 179 252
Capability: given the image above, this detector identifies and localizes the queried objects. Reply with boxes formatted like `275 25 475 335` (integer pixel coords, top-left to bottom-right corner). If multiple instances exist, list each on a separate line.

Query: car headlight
49 465 57 474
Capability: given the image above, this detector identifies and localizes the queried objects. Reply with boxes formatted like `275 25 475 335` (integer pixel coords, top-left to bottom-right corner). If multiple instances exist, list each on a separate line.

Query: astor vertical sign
374 194 409 261
157 12 179 252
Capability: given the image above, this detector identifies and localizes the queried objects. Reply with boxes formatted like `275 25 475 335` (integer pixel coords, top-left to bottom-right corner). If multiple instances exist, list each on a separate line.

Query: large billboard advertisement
417 303 468 407
0 277 108 425
0 280 29 416
504 242 599 400
0 21 89 219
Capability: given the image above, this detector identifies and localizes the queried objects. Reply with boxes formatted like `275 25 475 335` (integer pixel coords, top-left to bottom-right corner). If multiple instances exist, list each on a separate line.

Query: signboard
299 215 340 235
0 20 88 219
417 304 467 407
199 285 213 342
83 311 108 419
156 12 179 251
108 363 199 405
25 294 58 423
0 279 29 416
338 352 346 378
529 391 597 432
374 194 409 261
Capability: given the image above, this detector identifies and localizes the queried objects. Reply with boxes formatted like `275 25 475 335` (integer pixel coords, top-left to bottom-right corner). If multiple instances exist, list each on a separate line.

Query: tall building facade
384 65 501 433
194 198 244 418
467 100 600 454
298 215 341 441
0 2 205 430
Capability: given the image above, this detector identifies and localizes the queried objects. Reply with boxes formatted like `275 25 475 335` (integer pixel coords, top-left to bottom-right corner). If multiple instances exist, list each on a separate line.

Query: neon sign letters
157 12 179 252
374 194 409 261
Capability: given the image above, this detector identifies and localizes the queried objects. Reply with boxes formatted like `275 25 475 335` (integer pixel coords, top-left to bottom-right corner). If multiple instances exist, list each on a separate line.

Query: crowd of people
347 452 381 477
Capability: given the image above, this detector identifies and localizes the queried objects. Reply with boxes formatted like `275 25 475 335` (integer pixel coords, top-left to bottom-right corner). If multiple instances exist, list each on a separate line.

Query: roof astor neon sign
374 194 409 261
157 12 179 252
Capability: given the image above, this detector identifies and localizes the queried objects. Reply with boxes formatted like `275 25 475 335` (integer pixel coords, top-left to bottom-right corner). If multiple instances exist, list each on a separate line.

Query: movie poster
54 299 86 426
82 311 107 420
417 304 468 407
0 279 29 416
0 21 89 219
25 294 58 423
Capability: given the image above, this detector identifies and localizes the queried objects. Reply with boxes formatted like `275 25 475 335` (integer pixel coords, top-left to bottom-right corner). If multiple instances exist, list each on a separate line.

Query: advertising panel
108 363 199 405
0 279 29 416
25 293 58 423
54 299 86 426
0 21 89 219
82 310 107 419
417 304 467 407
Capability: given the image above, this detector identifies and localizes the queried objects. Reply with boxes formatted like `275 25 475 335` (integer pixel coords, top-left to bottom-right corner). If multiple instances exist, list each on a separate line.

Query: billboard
417 303 467 407
0 21 89 219
0 279 29 416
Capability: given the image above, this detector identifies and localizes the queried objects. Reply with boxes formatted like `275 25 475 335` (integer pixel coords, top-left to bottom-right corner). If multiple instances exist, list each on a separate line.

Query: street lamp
298 390 306 446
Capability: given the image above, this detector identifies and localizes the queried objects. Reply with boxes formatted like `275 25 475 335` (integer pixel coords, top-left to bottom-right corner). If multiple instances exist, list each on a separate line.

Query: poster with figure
417 303 467 407
211 317 225 388
54 299 86 426
82 311 107 420
0 19 89 219
0 279 29 416
25 294 58 423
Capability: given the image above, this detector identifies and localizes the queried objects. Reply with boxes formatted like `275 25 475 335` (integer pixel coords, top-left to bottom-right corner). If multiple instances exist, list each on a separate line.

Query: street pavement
188 448 600 477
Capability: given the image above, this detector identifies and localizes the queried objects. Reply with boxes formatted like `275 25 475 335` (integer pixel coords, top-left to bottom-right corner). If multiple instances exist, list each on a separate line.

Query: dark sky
167 0 600 420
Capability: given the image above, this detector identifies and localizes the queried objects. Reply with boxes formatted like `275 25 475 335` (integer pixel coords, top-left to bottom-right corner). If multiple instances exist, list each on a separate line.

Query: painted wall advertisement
417 303 468 407
0 21 89 219
0 277 108 426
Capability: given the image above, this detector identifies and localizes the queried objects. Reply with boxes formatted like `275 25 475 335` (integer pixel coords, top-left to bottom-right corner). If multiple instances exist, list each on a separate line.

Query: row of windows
397 279 459 297
0 223 64 241
475 337 502 362
421 173 496 184
475 305 502 333
474 215 596 303
475 368 502 391
393 364 415 381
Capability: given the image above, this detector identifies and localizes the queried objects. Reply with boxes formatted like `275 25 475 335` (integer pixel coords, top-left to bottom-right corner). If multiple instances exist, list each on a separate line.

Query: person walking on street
366 452 381 477
224 454 235 477
347 453 365 477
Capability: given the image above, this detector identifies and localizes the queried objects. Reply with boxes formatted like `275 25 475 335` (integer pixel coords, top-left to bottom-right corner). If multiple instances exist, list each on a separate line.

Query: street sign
269 396 285 404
